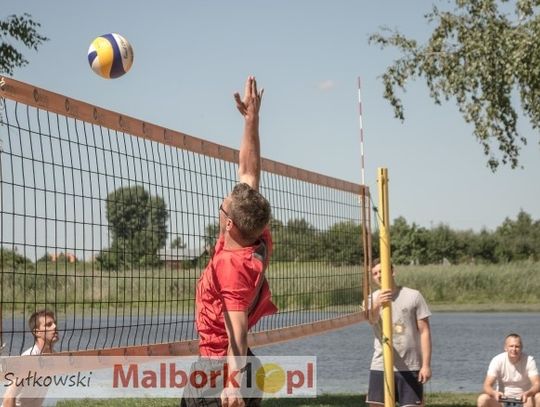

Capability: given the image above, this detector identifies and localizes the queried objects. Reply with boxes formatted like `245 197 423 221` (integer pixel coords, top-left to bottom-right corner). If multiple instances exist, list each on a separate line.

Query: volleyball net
0 77 370 357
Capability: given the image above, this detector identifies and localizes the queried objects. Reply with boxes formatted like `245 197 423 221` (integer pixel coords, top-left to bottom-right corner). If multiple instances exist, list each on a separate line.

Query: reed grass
396 261 540 305
0 262 198 314
0 260 363 315
2 261 539 315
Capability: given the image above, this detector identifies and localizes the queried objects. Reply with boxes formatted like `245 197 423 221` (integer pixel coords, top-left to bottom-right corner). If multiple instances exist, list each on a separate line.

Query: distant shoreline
430 303 540 312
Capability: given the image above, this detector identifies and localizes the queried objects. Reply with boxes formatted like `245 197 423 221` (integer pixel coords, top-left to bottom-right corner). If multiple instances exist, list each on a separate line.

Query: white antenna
357 77 366 185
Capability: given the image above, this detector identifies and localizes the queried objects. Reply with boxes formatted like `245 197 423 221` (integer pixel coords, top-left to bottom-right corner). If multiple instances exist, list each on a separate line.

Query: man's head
28 309 59 347
504 333 523 363
371 258 395 288
220 183 271 243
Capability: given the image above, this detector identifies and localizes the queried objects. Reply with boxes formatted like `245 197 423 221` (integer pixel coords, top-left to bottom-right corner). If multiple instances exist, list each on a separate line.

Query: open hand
234 76 264 119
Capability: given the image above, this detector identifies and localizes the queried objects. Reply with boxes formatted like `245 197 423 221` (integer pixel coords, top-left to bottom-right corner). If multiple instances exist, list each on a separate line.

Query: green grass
396 261 540 306
0 261 364 315
0 262 199 314
2 261 539 315
268 262 362 311
56 392 478 406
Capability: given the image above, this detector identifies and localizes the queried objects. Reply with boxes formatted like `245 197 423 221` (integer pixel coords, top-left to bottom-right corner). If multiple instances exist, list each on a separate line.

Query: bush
0 247 33 270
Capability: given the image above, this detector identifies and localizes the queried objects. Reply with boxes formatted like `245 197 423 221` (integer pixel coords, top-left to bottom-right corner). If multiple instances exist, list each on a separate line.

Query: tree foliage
170 237 186 249
203 222 220 257
97 186 169 269
369 0 540 170
0 247 32 270
495 209 540 261
267 210 540 266
0 13 48 75
271 211 540 266
322 221 362 266
390 216 428 265
273 218 323 262
386 210 540 264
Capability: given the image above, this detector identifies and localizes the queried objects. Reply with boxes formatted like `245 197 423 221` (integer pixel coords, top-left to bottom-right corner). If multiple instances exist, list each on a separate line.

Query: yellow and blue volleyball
87 33 134 79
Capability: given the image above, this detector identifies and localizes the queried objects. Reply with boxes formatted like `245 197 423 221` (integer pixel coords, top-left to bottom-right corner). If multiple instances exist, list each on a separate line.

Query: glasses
219 204 230 218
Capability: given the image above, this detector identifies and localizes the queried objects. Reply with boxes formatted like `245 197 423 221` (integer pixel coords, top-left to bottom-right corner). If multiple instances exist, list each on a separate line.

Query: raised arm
234 76 264 191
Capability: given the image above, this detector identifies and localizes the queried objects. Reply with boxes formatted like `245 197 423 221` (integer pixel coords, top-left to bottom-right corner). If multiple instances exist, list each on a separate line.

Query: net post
377 167 395 407
361 187 372 320
358 77 366 186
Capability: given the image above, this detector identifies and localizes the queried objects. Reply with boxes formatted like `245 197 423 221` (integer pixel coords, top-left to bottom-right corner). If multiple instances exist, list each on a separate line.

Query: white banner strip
0 356 316 399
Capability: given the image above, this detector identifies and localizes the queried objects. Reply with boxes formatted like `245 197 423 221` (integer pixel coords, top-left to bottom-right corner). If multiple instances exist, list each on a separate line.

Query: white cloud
317 80 335 91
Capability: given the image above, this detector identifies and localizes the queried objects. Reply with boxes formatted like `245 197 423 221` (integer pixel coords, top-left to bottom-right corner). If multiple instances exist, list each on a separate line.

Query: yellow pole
377 168 395 407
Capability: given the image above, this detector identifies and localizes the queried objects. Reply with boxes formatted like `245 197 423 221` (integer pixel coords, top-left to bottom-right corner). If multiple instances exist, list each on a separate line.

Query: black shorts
366 370 423 407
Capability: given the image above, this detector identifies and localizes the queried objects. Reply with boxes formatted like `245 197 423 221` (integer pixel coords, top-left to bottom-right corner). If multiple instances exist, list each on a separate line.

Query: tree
371 228 380 261
273 218 322 262
424 223 462 264
203 222 220 256
322 221 362 265
458 228 499 263
495 209 540 261
170 237 186 249
390 217 429 265
1 13 48 75
0 246 32 270
287 219 320 262
97 186 168 269
37 252 53 263
369 0 540 170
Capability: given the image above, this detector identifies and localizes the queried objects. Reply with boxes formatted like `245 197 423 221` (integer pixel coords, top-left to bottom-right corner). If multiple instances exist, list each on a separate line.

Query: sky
2 0 539 232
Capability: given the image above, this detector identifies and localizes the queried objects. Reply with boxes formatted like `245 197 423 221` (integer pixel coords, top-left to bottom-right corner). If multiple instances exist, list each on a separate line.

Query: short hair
505 333 522 345
28 309 55 337
371 258 394 270
229 183 271 242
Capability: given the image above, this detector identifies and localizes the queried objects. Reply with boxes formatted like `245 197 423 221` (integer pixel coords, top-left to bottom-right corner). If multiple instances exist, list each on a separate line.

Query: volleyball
87 33 134 79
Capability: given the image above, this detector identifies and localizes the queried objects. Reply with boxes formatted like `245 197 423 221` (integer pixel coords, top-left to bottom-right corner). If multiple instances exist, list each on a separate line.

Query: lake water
3 312 539 396
256 312 540 394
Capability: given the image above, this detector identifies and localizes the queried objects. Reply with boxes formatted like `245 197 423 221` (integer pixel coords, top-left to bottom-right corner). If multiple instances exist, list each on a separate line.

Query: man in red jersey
182 76 276 407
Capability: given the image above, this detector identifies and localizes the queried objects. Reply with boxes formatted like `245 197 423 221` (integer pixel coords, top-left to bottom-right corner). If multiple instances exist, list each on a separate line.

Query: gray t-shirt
370 286 431 371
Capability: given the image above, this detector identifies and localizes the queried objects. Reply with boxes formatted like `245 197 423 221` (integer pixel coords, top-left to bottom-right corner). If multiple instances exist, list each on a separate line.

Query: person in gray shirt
366 259 432 407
